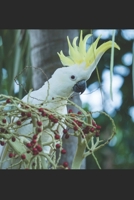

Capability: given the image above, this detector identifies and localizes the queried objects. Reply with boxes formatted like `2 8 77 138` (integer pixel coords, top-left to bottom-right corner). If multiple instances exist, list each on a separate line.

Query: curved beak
73 80 87 94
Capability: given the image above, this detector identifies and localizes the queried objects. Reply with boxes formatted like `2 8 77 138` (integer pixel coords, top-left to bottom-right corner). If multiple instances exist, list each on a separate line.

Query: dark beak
73 80 87 94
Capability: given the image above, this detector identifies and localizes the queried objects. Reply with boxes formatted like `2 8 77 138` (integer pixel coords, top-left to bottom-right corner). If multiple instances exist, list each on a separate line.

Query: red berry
55 134 60 139
37 127 42 133
83 126 90 134
63 162 68 167
26 143 32 148
65 134 69 139
68 109 73 113
6 99 11 103
33 135 37 139
42 111 47 117
32 139 36 144
21 154 26 160
49 114 53 119
32 148 39 155
27 112 31 117
35 144 40 149
33 152 39 155
32 147 38 152
0 141 5 146
36 145 42 152
61 149 66 154
30 141 35 147
78 121 82 127
16 121 21 126
92 121 97 127
53 119 58 123
90 127 95 132
74 126 78 131
73 120 82 127
0 128 6 133
12 136 16 142
2 119 6 123
9 153 13 158
38 108 44 112
77 111 82 115
21 112 25 117
63 129 68 134
37 121 42 126
56 144 60 148
96 125 101 130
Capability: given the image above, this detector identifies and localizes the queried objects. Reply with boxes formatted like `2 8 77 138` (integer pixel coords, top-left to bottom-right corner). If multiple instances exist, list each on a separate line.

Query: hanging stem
110 29 116 101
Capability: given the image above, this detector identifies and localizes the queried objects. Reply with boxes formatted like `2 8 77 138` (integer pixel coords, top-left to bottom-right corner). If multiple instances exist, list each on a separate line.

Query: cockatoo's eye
70 75 76 80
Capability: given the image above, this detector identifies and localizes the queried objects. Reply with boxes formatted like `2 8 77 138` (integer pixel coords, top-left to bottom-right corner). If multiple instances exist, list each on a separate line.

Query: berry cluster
0 95 108 169
26 134 43 155
38 107 58 123
67 110 102 138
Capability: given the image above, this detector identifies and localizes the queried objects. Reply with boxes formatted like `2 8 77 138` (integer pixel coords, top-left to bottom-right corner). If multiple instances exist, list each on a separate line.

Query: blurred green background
0 29 133 169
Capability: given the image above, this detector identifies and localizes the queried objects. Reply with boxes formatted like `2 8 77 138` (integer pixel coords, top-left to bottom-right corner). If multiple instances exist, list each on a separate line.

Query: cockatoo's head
56 30 120 94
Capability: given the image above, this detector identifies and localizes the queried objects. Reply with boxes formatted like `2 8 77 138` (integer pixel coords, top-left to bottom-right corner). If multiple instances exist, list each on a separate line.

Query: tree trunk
28 29 86 169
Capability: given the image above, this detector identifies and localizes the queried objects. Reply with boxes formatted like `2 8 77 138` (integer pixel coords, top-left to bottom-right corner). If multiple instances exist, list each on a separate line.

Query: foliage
0 29 32 98
0 94 115 169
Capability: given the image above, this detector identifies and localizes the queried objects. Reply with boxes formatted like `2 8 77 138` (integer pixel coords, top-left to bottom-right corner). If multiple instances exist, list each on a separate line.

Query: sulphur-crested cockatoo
0 31 120 169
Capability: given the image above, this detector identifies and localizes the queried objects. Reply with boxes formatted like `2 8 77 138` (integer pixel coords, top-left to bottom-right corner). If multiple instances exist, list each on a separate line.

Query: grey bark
28 29 86 169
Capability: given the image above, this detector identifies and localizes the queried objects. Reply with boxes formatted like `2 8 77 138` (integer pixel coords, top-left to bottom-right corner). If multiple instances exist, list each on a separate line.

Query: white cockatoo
0 31 120 169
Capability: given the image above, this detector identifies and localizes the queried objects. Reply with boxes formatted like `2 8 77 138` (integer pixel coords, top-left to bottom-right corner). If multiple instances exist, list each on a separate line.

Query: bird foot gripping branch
0 30 119 169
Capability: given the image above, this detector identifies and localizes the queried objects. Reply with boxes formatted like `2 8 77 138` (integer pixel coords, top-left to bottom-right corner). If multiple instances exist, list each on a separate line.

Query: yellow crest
57 30 120 68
